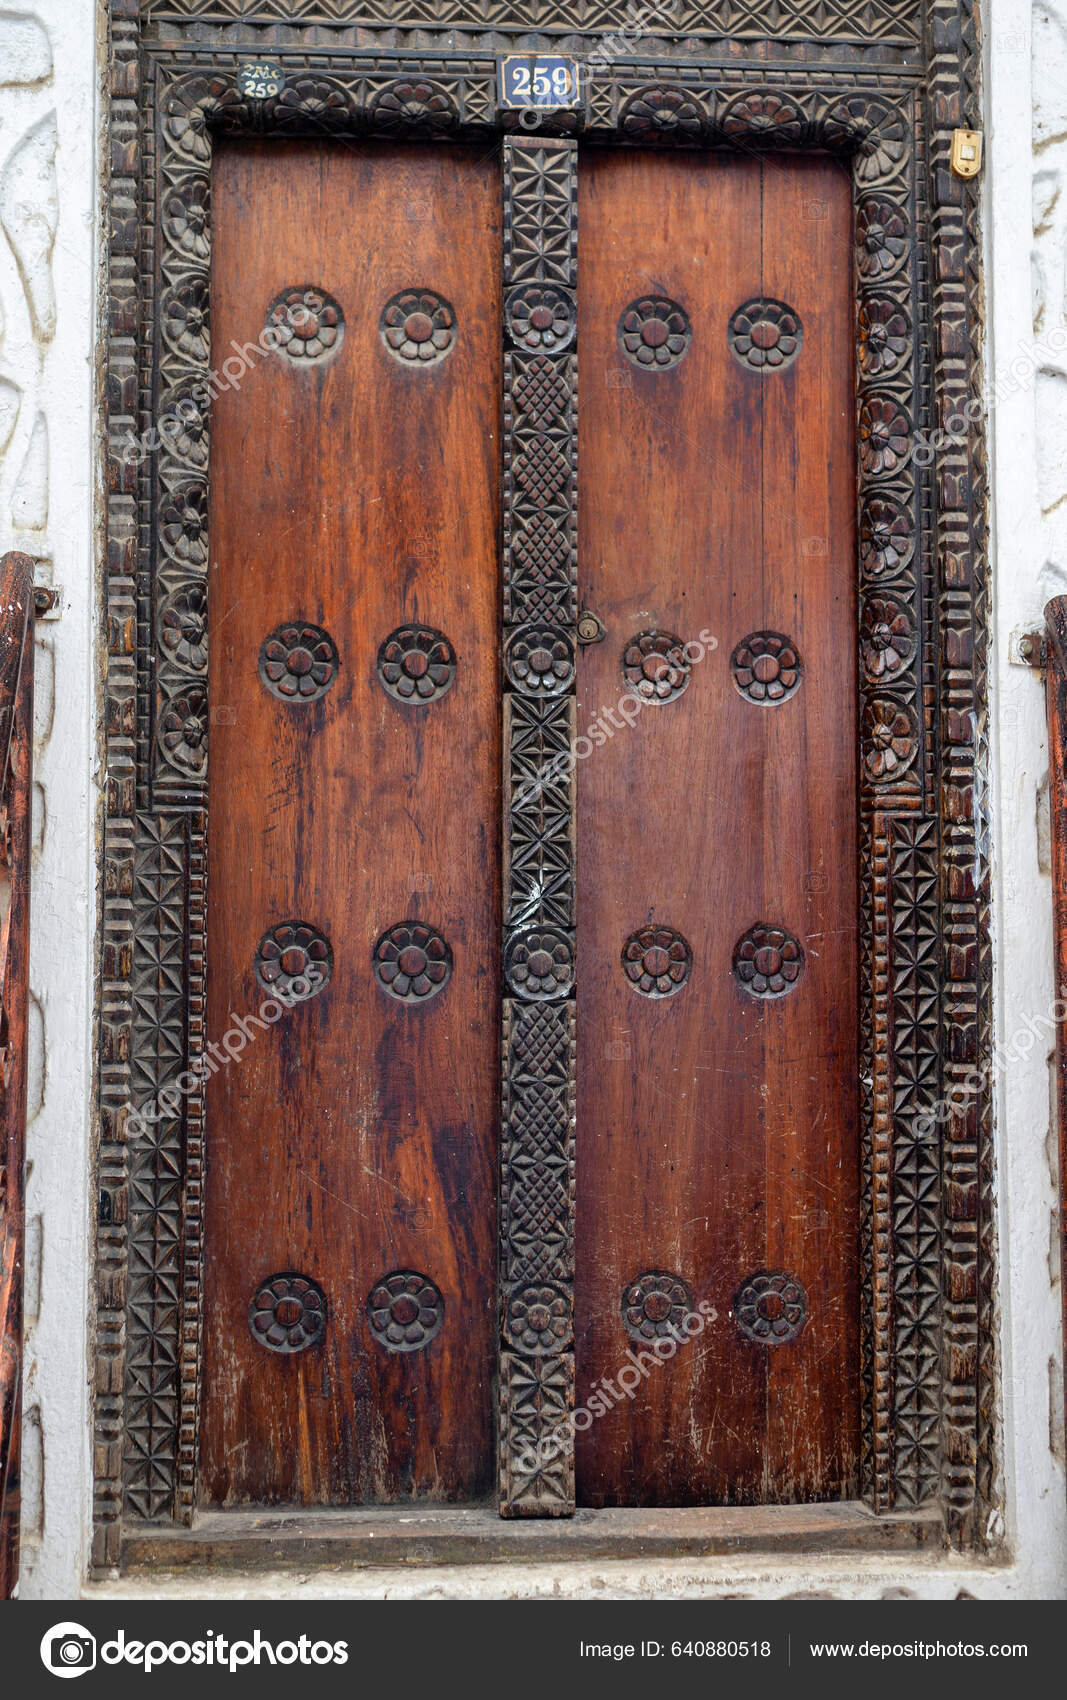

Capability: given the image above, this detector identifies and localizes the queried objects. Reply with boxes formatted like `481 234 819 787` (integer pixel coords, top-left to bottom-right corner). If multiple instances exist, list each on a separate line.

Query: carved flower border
98 17 991 1566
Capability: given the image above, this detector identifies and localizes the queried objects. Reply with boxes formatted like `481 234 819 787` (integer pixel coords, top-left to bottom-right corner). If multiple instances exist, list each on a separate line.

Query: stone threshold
122 1501 944 1572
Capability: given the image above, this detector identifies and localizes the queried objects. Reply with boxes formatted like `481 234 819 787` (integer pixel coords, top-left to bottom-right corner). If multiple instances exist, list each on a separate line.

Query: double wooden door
201 137 858 1510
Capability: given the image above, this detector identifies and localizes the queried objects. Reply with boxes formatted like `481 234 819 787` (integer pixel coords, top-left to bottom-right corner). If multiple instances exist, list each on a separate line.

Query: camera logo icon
40 1623 97 1679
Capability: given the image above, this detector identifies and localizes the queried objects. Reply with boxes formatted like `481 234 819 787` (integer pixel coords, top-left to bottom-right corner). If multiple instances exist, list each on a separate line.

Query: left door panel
201 141 501 1506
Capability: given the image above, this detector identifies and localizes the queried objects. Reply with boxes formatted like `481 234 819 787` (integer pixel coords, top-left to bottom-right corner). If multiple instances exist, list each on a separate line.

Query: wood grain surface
574 150 859 1505
202 141 501 1506
202 138 860 1511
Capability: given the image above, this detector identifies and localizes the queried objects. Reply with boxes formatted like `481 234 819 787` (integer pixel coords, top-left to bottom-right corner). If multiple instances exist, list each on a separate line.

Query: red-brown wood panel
201 141 501 1506
574 150 859 1506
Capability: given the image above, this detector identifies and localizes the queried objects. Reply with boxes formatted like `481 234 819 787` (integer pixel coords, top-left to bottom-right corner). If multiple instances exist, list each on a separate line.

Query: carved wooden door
201 139 501 1505
573 149 860 1505
199 136 858 1513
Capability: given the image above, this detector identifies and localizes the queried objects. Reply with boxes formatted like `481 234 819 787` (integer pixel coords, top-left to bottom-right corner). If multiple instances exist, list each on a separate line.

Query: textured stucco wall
3 0 102 1599
7 0 1066 1599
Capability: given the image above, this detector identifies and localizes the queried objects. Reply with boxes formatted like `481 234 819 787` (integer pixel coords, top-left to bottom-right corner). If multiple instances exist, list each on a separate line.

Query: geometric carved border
97 0 994 1565
138 2 922 45
500 137 579 1515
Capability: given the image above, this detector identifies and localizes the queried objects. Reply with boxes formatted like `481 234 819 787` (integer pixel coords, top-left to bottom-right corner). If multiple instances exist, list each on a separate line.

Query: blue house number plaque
498 56 583 112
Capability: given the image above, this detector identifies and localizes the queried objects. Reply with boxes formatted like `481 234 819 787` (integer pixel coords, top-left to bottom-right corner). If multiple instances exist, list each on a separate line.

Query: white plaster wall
7 0 1066 1600
984 0 1067 1595
3 0 102 1600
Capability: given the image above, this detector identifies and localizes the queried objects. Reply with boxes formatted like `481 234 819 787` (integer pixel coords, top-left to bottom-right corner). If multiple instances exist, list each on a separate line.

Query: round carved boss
621 1270 696 1343
622 630 691 704
622 925 692 998
265 286 344 362
380 289 456 364
733 924 804 999
728 297 803 372
373 921 453 1003
504 625 576 696
367 1270 444 1353
734 1269 808 1345
504 1281 572 1353
254 921 333 1000
504 927 575 1001
248 1273 327 1354
505 283 576 353
259 621 339 703
730 631 802 705
618 295 692 370
377 624 456 705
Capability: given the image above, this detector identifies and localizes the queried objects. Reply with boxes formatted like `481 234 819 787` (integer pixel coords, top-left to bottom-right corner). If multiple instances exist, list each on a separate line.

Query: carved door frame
96 0 994 1567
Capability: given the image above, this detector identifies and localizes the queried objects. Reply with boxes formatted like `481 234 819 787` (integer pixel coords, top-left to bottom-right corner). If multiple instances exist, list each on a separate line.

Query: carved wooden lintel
138 0 923 45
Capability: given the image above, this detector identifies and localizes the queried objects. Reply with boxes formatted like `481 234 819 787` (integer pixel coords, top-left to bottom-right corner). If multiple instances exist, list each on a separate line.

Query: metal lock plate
951 129 983 179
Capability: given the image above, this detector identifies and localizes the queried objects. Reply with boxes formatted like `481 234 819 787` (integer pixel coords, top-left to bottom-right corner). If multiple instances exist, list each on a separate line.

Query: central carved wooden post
499 136 579 1516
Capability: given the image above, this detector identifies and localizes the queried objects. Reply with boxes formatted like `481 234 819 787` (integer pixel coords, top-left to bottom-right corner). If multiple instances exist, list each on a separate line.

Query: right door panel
575 149 859 1506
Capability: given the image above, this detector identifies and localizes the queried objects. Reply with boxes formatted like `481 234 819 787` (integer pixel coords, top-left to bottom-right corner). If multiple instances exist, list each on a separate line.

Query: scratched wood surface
201 141 501 1505
574 150 860 1505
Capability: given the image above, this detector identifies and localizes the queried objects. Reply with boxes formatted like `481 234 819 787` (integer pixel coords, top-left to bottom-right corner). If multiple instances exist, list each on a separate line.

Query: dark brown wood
0 551 34 1599
575 151 859 1506
1045 596 1067 1483
122 1499 942 1571
201 141 501 1506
